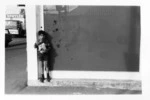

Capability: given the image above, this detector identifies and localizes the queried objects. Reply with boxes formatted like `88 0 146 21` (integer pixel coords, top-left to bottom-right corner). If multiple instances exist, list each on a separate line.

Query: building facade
26 5 141 85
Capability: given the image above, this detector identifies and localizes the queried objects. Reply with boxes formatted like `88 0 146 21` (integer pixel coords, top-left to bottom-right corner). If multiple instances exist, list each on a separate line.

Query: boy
34 30 51 83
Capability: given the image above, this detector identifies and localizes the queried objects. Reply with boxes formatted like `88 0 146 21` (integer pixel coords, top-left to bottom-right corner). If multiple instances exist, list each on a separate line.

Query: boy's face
38 34 45 42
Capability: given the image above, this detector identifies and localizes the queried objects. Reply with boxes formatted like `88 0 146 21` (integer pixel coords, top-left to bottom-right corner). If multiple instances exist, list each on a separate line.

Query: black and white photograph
4 4 142 95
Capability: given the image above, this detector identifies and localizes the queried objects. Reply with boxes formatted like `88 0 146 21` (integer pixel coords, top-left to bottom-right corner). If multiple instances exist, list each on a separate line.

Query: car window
5 30 8 34
5 21 17 29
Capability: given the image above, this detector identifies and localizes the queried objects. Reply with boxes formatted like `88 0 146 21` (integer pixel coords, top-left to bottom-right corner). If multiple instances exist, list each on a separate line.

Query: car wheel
5 42 9 47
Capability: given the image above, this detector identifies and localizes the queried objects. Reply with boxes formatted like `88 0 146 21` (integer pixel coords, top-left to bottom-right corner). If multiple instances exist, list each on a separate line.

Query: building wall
44 6 140 71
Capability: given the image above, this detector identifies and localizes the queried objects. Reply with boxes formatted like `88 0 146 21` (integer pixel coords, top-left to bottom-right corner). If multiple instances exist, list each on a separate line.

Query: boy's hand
34 43 38 48
34 41 42 48
40 50 45 54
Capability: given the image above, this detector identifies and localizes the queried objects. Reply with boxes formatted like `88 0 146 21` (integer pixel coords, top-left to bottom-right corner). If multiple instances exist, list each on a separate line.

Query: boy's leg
44 60 51 82
39 60 44 82
38 60 42 76
44 60 48 73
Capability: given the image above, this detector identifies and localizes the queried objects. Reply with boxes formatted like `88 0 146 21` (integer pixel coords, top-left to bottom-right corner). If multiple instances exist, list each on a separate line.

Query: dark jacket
34 39 51 59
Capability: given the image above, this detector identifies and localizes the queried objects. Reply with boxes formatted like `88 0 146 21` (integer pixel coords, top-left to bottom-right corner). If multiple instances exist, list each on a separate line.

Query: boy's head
38 30 46 42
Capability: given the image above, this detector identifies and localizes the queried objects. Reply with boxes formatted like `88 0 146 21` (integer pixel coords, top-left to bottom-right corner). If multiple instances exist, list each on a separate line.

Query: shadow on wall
45 31 58 72
124 7 140 71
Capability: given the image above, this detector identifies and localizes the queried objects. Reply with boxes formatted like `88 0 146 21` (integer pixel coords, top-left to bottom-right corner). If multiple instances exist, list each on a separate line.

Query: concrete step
28 79 141 91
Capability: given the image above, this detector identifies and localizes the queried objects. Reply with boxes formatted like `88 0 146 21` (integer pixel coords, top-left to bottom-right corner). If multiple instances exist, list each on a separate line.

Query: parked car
5 20 26 37
5 29 12 47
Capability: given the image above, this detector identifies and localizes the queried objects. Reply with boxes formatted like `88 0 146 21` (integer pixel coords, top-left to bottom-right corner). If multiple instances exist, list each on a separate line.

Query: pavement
28 79 141 90
5 42 142 94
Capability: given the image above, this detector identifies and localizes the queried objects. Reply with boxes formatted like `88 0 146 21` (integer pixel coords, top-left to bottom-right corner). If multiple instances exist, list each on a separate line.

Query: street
5 43 141 94
5 44 27 94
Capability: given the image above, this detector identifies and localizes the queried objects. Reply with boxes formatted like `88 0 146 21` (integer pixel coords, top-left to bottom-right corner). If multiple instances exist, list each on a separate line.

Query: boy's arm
34 41 42 48
34 42 38 48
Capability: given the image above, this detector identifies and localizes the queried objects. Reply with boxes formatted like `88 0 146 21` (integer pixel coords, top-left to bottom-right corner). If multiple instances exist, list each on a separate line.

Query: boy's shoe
39 78 44 83
39 74 44 83
46 73 51 82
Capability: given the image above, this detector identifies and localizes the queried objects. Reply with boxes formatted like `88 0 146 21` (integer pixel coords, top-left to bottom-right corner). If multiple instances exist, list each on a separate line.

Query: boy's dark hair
38 30 46 36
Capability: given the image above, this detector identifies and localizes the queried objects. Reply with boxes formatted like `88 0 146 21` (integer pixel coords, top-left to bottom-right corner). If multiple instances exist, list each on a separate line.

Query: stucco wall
44 6 140 71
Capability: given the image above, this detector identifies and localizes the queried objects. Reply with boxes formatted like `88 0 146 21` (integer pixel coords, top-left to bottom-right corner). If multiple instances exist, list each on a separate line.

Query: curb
8 38 26 47
9 42 26 47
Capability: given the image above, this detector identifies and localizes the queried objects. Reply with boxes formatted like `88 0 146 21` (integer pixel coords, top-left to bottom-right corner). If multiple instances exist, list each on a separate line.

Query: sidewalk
28 79 141 90
20 79 142 94
29 79 141 90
